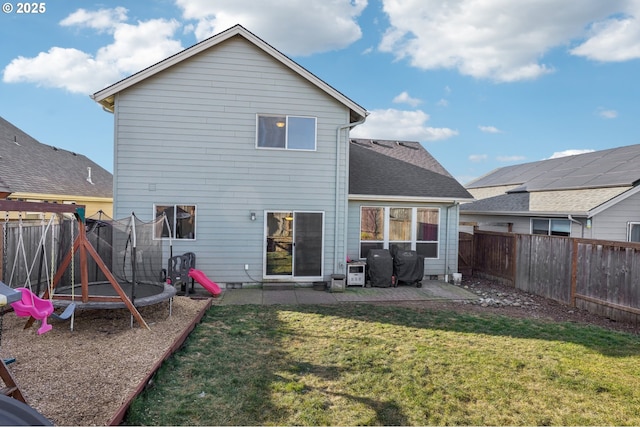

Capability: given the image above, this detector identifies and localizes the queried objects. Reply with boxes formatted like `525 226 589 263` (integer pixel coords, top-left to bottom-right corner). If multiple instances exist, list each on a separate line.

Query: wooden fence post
570 238 578 307
510 233 517 287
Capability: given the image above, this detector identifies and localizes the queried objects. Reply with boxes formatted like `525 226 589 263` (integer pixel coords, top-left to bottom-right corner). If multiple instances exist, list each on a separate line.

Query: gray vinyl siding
459 213 591 238
347 201 461 278
590 192 640 241
112 36 351 283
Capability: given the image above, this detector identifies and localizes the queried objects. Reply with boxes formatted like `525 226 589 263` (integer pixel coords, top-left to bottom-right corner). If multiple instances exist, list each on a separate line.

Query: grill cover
366 249 393 287
392 249 424 286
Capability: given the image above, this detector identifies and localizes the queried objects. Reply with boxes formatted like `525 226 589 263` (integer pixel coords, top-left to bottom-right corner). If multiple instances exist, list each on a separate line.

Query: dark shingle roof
460 192 530 213
0 116 112 198
466 144 640 191
349 139 472 200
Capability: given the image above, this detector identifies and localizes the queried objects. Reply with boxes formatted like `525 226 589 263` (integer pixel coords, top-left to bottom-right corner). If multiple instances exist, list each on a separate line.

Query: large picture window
154 204 196 239
360 207 384 257
359 206 440 259
257 115 316 150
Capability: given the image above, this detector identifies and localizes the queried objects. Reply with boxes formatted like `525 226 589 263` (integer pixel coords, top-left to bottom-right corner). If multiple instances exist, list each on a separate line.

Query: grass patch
126 304 640 425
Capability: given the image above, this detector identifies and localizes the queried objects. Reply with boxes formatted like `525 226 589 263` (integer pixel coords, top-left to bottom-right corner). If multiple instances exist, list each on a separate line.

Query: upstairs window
257 115 316 150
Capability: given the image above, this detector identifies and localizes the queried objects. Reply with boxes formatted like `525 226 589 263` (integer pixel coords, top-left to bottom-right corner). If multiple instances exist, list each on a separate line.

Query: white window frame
530 218 571 237
153 204 197 240
359 206 440 259
627 222 640 242
256 114 317 151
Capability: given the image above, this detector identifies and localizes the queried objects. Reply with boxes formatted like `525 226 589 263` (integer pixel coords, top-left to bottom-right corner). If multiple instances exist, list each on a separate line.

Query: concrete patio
208 281 479 306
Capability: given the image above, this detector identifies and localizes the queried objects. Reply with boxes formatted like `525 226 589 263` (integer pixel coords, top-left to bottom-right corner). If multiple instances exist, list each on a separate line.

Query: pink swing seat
10 287 54 335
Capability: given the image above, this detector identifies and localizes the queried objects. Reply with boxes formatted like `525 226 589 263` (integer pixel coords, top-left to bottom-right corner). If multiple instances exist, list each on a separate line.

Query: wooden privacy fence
471 230 640 324
1 219 112 293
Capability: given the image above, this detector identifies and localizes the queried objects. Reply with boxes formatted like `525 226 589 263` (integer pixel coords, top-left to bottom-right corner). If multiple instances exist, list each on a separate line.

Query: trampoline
2 207 176 329
52 282 177 310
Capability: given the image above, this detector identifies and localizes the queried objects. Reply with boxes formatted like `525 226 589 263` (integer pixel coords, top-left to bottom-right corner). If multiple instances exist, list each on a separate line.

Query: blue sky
1 0 640 185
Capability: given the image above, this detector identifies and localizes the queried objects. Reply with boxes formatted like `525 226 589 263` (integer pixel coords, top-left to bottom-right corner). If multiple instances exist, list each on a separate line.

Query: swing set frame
0 200 149 330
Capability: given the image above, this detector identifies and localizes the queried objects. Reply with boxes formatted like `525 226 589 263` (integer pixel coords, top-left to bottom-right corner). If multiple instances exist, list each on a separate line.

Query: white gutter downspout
334 116 367 273
444 201 459 281
567 214 584 238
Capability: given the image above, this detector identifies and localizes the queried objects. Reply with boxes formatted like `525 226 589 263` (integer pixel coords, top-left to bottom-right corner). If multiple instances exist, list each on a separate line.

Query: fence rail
470 230 640 325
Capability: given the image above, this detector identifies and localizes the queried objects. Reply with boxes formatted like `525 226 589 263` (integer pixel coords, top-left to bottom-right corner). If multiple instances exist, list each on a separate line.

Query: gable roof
0 116 112 198
349 139 473 202
467 144 640 192
462 144 640 216
92 24 367 123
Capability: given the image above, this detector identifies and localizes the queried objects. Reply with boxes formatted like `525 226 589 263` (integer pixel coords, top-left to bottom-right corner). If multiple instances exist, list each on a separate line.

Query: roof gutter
460 210 589 217
334 115 367 274
350 194 475 203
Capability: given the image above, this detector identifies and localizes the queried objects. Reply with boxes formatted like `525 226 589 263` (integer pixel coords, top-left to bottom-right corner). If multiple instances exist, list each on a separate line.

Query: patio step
262 282 295 291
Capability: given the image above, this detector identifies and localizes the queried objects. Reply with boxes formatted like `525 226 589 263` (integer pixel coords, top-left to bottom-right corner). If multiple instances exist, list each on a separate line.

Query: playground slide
10 288 54 335
188 268 221 297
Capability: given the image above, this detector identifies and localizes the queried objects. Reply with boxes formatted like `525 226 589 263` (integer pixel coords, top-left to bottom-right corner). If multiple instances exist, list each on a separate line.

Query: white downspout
444 201 459 281
334 116 367 274
567 214 584 238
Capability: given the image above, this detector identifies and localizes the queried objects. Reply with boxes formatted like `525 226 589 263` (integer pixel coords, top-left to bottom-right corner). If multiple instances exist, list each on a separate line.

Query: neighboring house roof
0 116 113 198
462 144 640 217
467 143 640 192
92 24 367 123
349 139 473 201
460 192 530 214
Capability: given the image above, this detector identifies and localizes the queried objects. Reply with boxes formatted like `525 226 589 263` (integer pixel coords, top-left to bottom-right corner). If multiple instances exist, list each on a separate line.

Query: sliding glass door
265 211 323 279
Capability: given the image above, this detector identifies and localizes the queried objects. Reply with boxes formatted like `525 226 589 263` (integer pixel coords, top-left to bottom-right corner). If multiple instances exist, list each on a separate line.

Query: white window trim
255 114 317 151
263 210 325 280
359 206 440 259
530 218 571 236
153 204 197 241
627 221 640 242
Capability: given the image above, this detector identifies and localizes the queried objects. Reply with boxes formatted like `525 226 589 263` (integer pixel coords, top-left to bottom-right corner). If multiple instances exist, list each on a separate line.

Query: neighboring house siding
348 200 461 277
590 192 640 241
459 213 590 238
112 36 350 282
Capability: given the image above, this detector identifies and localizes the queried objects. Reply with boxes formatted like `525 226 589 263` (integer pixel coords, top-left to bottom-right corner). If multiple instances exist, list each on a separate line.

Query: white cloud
437 99 449 107
60 7 128 31
175 0 367 55
548 149 595 159
3 47 118 93
469 154 488 162
350 109 458 142
479 125 503 134
598 109 618 119
392 91 422 107
3 8 183 94
378 0 637 82
570 2 640 62
497 155 526 162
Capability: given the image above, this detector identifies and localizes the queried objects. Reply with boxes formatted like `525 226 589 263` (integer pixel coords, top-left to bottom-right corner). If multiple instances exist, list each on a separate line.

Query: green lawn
126 304 640 426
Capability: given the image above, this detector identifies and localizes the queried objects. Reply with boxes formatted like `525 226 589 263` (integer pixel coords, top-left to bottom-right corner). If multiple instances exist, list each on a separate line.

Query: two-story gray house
92 25 472 288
